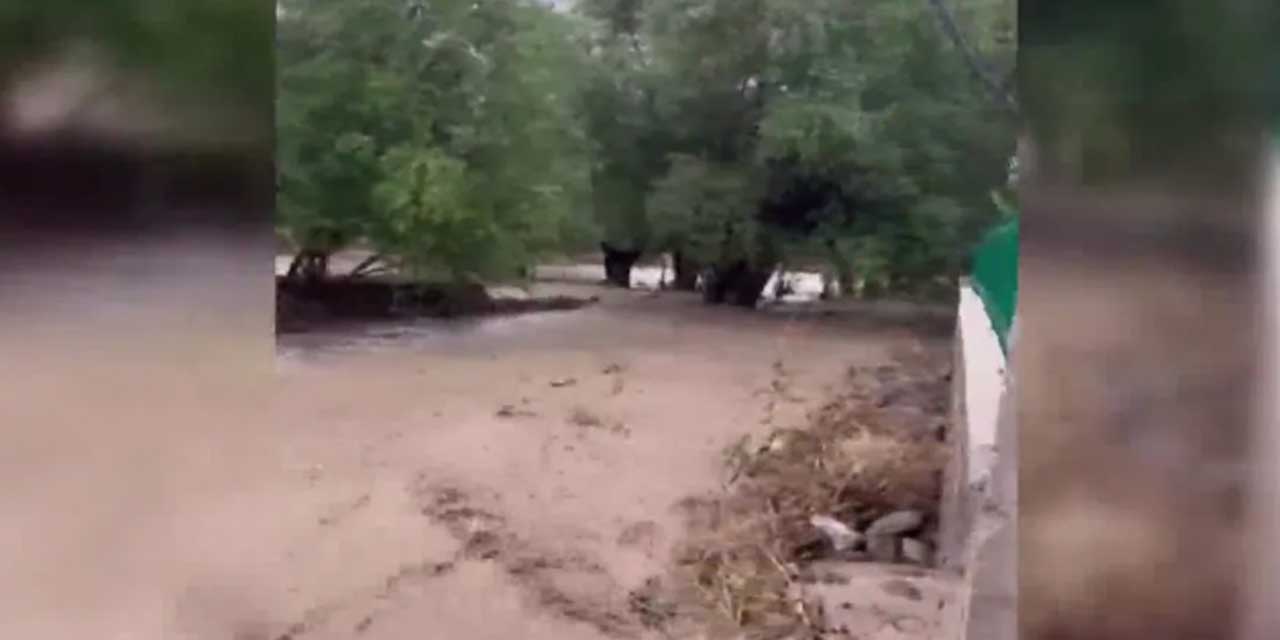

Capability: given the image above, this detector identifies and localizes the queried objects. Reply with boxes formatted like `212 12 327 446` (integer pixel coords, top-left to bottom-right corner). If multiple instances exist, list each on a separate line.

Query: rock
809 515 864 552
901 538 934 566
867 535 899 563
867 510 925 537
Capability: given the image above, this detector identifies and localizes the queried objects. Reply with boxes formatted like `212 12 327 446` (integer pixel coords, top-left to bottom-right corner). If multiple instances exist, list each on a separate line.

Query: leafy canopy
277 0 591 280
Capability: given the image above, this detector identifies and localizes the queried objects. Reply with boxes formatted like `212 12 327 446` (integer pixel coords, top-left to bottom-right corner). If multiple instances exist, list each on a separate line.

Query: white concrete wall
957 285 1006 490
942 281 1016 640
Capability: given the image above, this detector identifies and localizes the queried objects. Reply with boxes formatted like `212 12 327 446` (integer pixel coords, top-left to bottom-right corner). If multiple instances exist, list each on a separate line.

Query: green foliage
1022 0 1275 185
277 0 591 280
371 147 483 279
575 1 670 251
647 155 766 264
275 0 1016 292
630 0 1016 288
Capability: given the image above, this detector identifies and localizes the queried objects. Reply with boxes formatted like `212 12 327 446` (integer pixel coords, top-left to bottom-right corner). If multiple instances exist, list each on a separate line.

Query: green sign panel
971 218 1019 353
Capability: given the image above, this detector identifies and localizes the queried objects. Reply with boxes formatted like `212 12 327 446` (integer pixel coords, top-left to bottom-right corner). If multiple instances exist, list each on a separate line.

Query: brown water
274 253 835 303
267 286 951 639
4 260 948 639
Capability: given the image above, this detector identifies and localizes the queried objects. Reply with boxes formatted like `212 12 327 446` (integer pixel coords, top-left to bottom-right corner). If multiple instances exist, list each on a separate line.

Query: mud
269 285 958 640
2 275 954 640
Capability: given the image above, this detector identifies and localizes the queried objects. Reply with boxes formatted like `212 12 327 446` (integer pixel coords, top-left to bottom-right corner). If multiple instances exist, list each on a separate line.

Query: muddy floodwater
2 248 952 639
266 284 952 639
274 253 833 303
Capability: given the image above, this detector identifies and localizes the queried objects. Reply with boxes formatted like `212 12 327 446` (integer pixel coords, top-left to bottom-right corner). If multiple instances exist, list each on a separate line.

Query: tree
277 0 591 283
575 0 671 287
635 0 1016 302
276 0 1017 302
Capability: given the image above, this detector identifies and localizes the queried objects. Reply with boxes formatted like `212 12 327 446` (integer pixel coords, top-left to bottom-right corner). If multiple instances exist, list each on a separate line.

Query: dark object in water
601 242 642 288
275 276 596 333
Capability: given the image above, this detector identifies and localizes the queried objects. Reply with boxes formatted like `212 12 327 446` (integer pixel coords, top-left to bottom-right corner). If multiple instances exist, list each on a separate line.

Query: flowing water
6 239 953 638
274 252 832 304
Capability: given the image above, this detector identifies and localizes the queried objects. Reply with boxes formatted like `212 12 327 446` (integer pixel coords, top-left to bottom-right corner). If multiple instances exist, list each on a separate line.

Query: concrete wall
940 281 1016 640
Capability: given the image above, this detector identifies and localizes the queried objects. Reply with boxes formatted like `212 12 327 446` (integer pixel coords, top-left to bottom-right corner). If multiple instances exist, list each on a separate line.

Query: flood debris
601 362 627 395
568 406 604 428
567 406 631 436
496 403 538 419
628 576 679 632
808 515 863 553
666 347 950 639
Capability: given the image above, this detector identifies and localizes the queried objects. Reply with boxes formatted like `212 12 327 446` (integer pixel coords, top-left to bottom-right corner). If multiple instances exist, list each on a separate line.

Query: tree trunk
672 251 700 291
286 253 304 280
731 267 773 308
819 271 837 300
286 250 330 284
835 262 856 296
701 261 772 308
701 266 730 304
601 242 641 288
773 265 793 300
825 238 856 297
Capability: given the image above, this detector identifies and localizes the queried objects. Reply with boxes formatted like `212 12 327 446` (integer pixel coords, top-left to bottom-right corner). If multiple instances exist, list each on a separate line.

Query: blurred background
0 2 274 638
1018 1 1280 639
0 0 272 227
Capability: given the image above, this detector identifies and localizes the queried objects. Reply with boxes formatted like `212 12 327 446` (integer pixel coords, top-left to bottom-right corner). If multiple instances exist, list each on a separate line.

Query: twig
716 573 738 624
759 545 793 586
759 544 816 631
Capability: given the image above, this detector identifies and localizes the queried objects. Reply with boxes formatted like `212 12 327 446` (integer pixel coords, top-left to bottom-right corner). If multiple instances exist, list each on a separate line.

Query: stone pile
811 509 934 566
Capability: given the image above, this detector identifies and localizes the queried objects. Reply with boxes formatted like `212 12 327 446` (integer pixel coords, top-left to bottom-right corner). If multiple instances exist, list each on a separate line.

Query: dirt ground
2 272 954 640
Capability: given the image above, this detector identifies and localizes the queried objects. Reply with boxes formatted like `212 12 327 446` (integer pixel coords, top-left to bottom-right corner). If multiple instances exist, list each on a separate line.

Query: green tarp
971 218 1019 353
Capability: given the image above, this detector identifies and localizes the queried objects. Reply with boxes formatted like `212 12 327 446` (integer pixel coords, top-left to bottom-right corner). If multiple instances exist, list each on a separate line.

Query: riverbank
274 251 956 337
276 275 599 334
